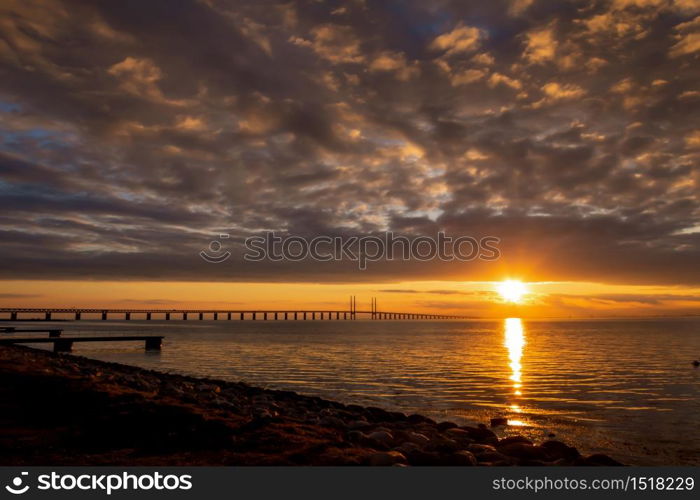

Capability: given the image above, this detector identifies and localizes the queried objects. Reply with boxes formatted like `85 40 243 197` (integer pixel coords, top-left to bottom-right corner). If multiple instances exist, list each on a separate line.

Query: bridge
0 297 470 321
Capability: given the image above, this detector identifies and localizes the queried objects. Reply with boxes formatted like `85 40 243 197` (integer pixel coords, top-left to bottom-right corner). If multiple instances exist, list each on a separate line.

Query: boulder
368 451 407 466
491 417 508 427
498 443 550 461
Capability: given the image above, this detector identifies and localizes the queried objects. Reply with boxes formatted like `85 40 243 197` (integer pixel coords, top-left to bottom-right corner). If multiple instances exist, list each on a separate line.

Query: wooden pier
0 335 164 353
0 297 472 322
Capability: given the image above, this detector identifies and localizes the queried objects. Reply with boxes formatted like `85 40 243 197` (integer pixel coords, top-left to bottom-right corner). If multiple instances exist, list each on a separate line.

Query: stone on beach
0 345 624 467
368 451 407 466
490 417 508 427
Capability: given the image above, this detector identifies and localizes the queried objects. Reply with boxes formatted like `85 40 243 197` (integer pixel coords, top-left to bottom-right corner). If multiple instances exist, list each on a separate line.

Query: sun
497 280 527 303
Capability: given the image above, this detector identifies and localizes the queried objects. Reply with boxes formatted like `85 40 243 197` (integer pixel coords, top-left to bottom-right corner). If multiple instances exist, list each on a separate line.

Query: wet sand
0 345 622 466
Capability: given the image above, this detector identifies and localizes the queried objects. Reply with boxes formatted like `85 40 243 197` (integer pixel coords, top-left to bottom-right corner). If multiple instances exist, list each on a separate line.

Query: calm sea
7 317 700 465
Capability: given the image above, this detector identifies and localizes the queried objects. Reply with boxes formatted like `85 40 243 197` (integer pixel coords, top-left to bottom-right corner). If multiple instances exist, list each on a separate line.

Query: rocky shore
0 345 622 466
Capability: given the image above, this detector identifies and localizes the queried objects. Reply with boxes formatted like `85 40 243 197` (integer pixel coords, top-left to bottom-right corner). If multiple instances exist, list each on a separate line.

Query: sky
0 0 699 317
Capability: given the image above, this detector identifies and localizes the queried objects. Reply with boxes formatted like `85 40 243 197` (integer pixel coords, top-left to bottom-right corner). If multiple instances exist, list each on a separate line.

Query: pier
0 297 471 321
0 335 164 353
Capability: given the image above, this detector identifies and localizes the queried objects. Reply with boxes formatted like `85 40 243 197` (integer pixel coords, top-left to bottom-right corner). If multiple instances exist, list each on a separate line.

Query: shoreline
0 345 622 466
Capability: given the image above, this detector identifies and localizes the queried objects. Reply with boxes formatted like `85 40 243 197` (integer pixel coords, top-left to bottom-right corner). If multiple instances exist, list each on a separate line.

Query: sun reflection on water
504 317 526 425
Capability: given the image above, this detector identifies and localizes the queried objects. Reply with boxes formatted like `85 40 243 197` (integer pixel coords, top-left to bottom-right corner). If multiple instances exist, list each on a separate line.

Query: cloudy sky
1 0 699 316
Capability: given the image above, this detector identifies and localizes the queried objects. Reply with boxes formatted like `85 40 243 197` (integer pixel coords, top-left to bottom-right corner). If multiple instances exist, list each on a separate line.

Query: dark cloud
0 0 699 285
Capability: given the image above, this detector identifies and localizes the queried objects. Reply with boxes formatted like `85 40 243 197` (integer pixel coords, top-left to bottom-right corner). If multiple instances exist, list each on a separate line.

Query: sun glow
497 279 527 303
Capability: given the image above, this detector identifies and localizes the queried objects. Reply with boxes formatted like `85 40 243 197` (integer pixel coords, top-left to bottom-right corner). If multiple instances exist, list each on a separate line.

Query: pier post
240 312 244 320
199 312 204 320
10 311 17 321
183 312 188 320
75 312 81 320
125 312 131 320
312 312 316 320
253 312 256 320
45 312 52 321
227 312 231 320
274 312 278 320
101 311 107 321
284 312 288 320
303 312 307 320
145 337 162 351
165 313 170 320
147 312 152 320
54 339 73 353
344 312 347 320
214 313 218 320
336 312 339 319
264 312 267 320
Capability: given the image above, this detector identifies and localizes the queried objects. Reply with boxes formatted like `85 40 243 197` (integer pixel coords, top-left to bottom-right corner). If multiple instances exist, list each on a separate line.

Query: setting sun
497 280 527 303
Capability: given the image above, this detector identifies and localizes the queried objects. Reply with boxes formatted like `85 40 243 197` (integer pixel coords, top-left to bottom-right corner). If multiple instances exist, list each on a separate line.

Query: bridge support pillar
45 312 52 321
264 312 268 320
252 312 256 320
284 312 288 320
274 312 278 320
227 312 231 320
303 312 307 320
10 311 17 321
183 312 188 320
312 312 316 320
147 312 152 320
75 312 81 320
199 312 204 320
165 313 170 320
125 312 131 320
101 311 107 321
214 313 218 321
240 312 244 320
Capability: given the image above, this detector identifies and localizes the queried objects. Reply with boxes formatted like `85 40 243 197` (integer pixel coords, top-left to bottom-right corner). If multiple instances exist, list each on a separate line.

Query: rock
407 414 436 425
347 431 366 443
437 421 459 432
467 443 497 455
498 443 549 461
196 383 220 393
387 411 407 422
475 451 513 465
429 437 460 454
406 432 431 446
367 430 394 445
448 450 478 466
540 440 580 461
394 442 420 455
498 435 533 447
407 449 442 466
252 408 272 419
579 454 624 466
463 426 498 444
368 451 407 466
318 416 344 428
445 428 473 444
348 419 370 430
491 417 508 427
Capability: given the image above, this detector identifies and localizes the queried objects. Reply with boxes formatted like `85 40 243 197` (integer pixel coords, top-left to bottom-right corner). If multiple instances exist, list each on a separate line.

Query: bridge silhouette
0 297 470 321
